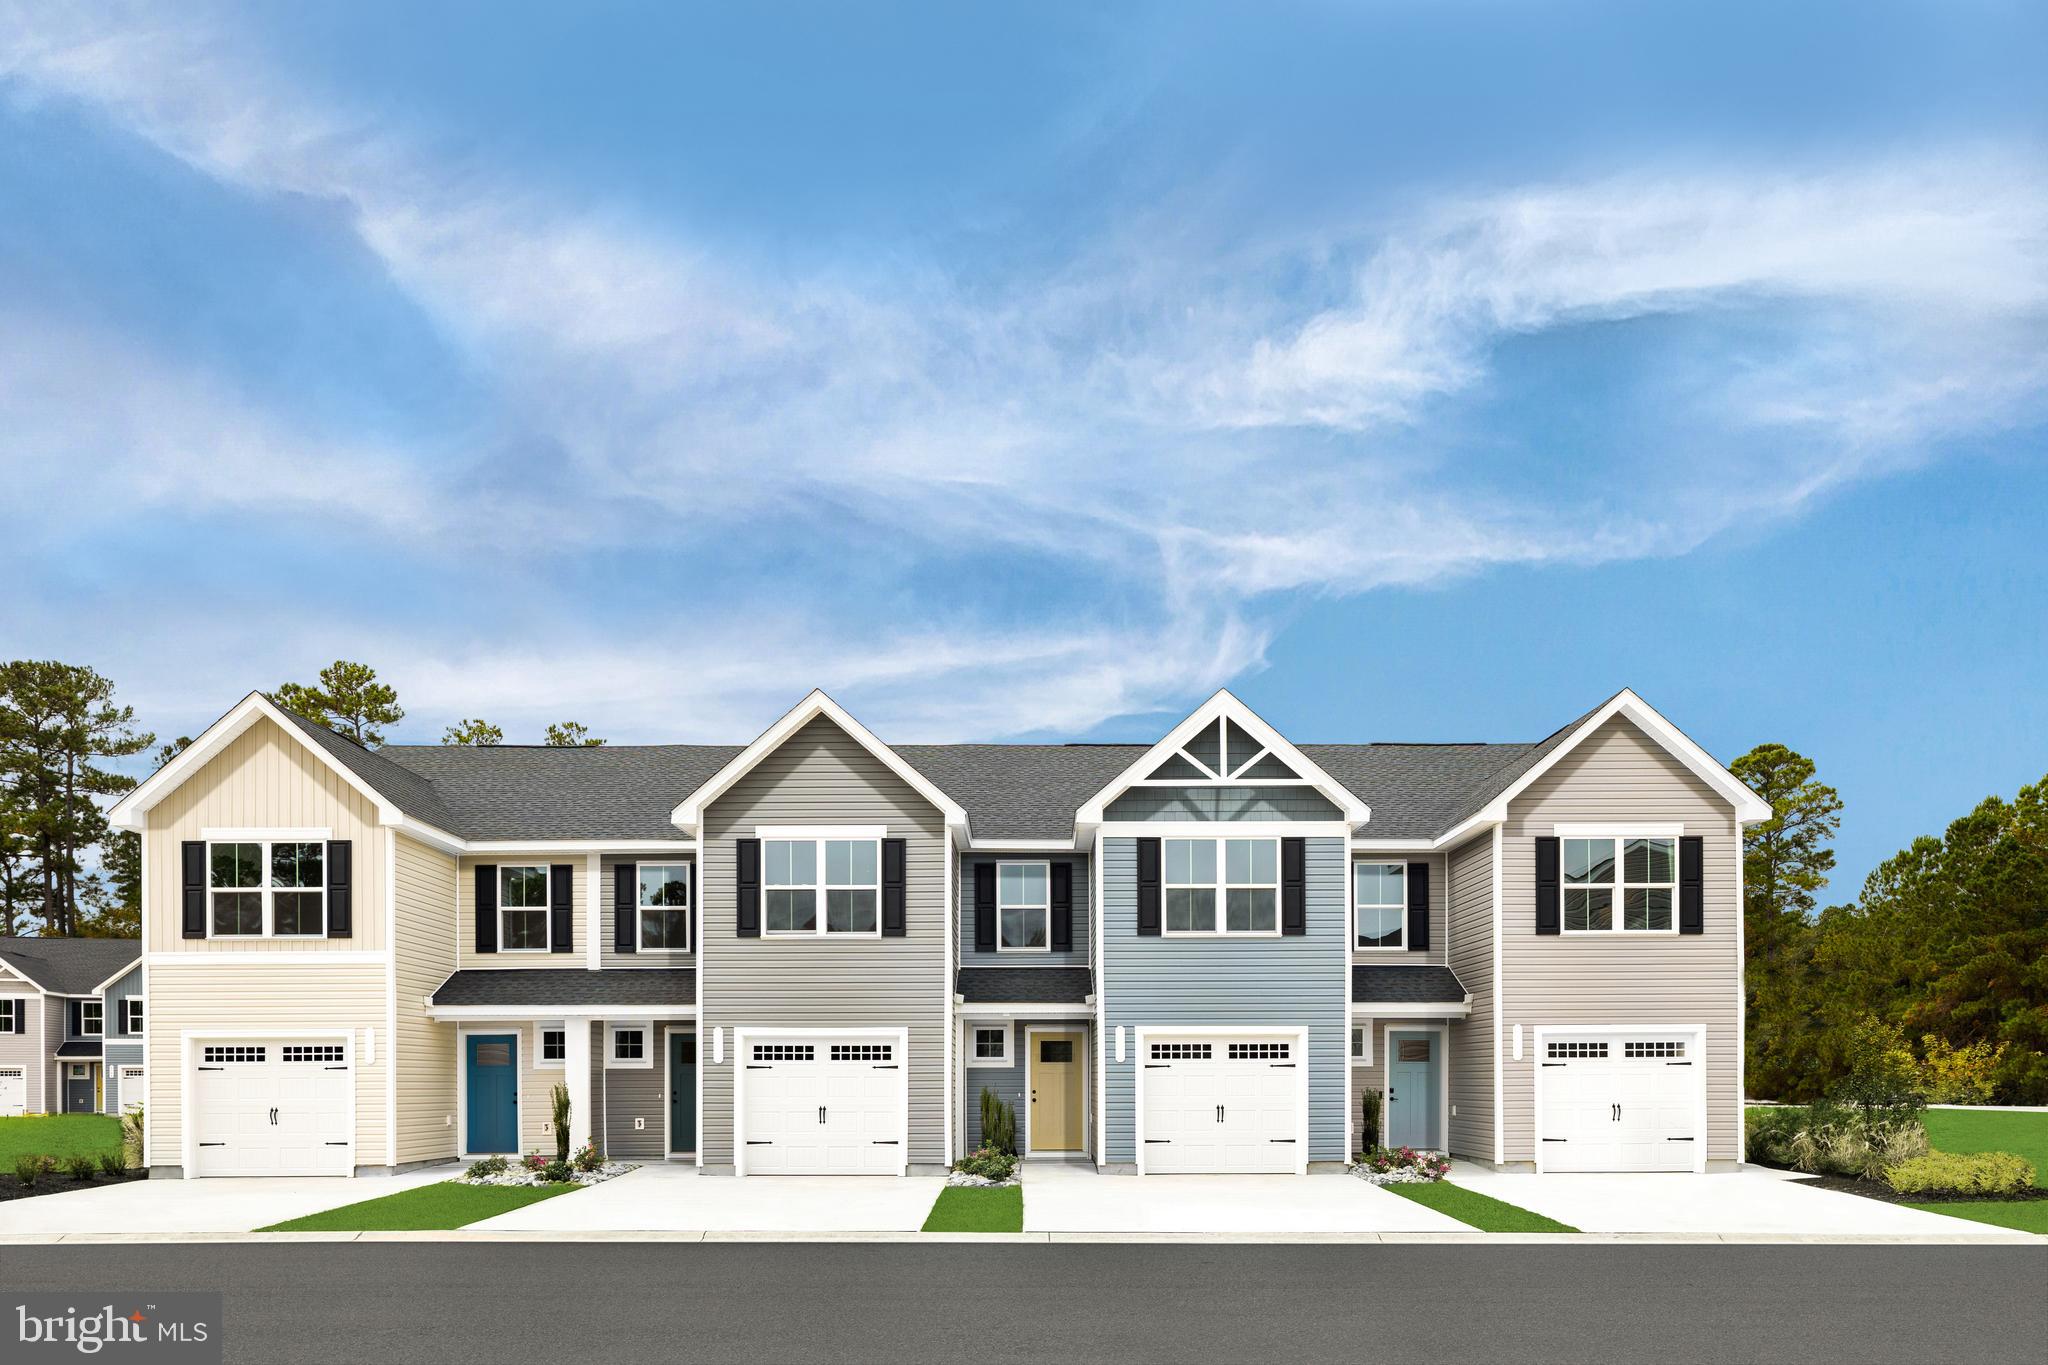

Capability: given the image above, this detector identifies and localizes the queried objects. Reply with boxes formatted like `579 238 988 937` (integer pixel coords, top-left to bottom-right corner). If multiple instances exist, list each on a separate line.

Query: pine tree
272 661 404 747
442 719 504 746
543 721 605 747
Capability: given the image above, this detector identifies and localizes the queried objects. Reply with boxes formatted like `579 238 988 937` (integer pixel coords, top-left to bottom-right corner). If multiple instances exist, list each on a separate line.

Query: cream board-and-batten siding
393 832 459 1165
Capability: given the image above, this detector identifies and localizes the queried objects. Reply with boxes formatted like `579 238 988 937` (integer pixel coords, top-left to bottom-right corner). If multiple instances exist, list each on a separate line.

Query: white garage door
191 1041 352 1177
1538 1034 1701 1172
1140 1035 1303 1174
739 1036 905 1175
0 1067 24 1118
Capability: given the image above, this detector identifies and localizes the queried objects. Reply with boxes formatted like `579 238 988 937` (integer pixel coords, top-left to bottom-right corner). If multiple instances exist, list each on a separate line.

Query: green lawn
1904 1200 2048 1235
921 1185 1023 1233
1386 1181 1578 1233
0 1114 124 1163
259 1181 576 1231
1920 1110 2048 1188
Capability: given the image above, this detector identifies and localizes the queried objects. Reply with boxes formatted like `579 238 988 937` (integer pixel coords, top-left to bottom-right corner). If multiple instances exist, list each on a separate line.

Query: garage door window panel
499 865 550 951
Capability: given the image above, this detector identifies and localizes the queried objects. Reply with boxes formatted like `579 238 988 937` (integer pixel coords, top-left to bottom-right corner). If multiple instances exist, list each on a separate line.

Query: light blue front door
1387 1030 1441 1150
466 1034 519 1154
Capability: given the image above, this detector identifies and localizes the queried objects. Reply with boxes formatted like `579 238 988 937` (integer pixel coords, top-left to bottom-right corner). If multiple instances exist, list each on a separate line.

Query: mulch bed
0 1170 148 1205
1792 1173 2048 1207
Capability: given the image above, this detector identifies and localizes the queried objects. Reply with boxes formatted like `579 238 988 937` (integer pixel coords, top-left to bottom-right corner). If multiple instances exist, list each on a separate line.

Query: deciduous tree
543 721 604 747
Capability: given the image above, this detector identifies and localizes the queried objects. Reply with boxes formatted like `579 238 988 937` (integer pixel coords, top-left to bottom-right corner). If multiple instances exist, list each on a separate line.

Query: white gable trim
1074 689 1370 826
87 959 143 997
1465 689 1770 831
668 689 967 832
0 958 47 993
107 692 401 832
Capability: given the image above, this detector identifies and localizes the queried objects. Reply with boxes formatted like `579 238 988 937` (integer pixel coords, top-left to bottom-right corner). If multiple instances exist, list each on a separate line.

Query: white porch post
565 1019 595 1156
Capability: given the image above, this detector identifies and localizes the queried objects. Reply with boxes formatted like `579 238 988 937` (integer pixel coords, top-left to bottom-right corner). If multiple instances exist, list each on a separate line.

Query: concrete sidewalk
1449 1161 2025 1237
0 1166 453 1234
467 1161 950 1232
1020 1161 1467 1233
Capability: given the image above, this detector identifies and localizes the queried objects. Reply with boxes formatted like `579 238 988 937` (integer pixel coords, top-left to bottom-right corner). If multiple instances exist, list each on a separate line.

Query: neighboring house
0 937 144 1118
106 685 1766 1179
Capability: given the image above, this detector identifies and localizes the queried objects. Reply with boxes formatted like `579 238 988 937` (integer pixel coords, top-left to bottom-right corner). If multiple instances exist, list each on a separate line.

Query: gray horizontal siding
956 853 1090 967
1104 787 1341 821
600 853 698 969
1100 835 1347 1164
598 1020 677 1160
103 1042 144 1114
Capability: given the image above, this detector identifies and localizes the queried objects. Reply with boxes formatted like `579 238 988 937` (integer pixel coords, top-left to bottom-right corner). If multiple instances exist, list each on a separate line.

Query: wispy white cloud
2 3 2043 741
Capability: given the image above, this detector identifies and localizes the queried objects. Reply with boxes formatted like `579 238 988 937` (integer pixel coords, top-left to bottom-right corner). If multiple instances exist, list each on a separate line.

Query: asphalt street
0 1242 2040 1364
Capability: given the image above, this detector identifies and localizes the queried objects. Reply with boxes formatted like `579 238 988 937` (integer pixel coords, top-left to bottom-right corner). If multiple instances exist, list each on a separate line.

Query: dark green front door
669 1032 696 1154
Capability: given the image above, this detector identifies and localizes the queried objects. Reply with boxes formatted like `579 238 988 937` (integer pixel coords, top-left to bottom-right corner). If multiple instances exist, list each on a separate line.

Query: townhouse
0 937 144 1118
107 685 1766 1179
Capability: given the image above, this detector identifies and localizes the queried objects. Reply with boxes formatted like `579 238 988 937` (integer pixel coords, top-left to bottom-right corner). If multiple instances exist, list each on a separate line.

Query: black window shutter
326 839 353 938
1407 860 1430 952
1050 862 1073 952
1281 837 1307 936
881 838 907 937
736 839 760 938
1679 836 1705 935
689 863 698 953
549 864 574 953
1136 837 1161 936
70 1000 83 1034
1535 837 1560 935
181 841 207 939
973 862 997 952
614 863 637 953
474 864 498 953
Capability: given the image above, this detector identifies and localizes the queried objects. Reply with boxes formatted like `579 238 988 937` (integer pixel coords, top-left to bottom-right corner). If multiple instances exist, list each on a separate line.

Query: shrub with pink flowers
1350 1146 1450 1184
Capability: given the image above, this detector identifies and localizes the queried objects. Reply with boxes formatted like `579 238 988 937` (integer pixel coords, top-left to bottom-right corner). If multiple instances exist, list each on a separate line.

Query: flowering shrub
539 1158 575 1183
952 1146 1018 1182
522 1152 550 1174
572 1142 605 1173
1351 1146 1449 1183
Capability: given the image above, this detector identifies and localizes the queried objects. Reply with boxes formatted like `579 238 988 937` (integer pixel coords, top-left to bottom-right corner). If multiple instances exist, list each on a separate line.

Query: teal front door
1387 1030 1441 1150
668 1032 697 1154
466 1034 519 1154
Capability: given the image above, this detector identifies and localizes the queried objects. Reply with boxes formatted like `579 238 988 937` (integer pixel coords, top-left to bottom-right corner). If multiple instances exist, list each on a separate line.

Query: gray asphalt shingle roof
0 938 140 995
56 1039 104 1058
277 695 1624 845
956 966 1094 1005
430 969 697 1009
1351 964 1469 1005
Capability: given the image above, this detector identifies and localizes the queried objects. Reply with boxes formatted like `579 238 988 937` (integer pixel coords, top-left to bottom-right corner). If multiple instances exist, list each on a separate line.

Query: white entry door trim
1532 1023 1706 1174
733 1027 910 1177
180 1030 356 1179
1381 1021 1449 1152
1133 1026 1309 1176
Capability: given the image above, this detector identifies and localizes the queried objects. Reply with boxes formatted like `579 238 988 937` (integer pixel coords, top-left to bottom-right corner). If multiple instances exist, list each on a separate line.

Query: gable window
209 839 324 938
80 1001 102 1037
1354 862 1406 950
637 863 691 952
997 862 1049 952
1164 837 1278 936
969 1026 1010 1067
1563 836 1676 933
499 864 550 951
122 998 143 1035
764 838 879 937
536 1023 566 1069
609 1024 650 1068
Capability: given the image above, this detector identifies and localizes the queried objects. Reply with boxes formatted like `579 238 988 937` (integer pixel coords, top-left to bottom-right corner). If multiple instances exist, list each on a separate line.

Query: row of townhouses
0 937 144 1119
96 685 1767 1179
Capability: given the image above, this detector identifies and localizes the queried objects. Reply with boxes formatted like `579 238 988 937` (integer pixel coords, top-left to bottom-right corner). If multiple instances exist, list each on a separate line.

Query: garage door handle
818 1106 827 1125
270 1107 279 1125
198 1141 226 1147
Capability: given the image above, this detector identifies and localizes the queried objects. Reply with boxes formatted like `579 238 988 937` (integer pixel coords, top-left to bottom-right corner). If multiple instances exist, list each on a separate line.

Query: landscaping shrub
121 1105 145 1168
1918 1037 2009 1105
952 1146 1018 1182
1746 1106 1805 1165
14 1154 47 1188
466 1155 509 1179
63 1153 98 1180
1884 1150 2037 1197
551 1083 572 1163
978 1087 1016 1155
1360 1090 1382 1153
572 1141 604 1173
96 1151 127 1177
539 1158 574 1183
1352 1146 1450 1182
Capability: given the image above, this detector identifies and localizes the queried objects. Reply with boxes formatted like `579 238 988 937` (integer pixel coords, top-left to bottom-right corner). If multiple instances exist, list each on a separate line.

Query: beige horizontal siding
1444 832 1495 1160
455 856 588 970
393 832 459 1164
1500 715 1742 1163
145 715 388 955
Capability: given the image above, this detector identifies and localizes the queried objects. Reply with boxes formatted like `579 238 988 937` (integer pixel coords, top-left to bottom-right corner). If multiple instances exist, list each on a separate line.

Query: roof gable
0 938 141 996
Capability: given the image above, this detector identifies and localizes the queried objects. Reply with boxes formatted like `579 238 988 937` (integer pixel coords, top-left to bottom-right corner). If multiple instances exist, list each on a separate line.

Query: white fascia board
668 689 968 831
963 837 1081 852
1349 838 1444 853
1073 688 1370 826
461 838 694 853
1471 690 1771 827
1346 1001 1472 1020
388 816 466 855
955 1002 1095 1019
427 1004 699 1021
108 692 399 831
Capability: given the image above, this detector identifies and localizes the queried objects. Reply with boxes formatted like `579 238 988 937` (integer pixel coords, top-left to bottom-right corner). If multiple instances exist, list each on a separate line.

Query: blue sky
2 1 2044 898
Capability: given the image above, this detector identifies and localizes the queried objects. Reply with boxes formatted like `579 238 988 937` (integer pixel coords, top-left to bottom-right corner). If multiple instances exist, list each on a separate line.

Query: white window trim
534 1021 567 1071
1353 860 1406 952
996 861 1051 954
0 1000 17 1032
1161 836 1281 938
608 1023 652 1069
123 998 143 1035
498 863 553 953
1560 833 1681 936
967 1023 1011 1068
634 861 693 954
205 836 328 940
80 1001 103 1037
762 837 882 940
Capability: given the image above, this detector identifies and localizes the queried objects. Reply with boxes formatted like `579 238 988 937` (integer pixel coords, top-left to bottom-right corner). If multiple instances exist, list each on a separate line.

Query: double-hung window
1563 836 1676 933
123 998 143 1035
997 862 1049 952
499 865 550 951
637 864 691 952
0 1000 16 1032
1164 837 1278 935
209 839 324 937
1354 862 1405 949
764 837 879 937
80 1002 102 1037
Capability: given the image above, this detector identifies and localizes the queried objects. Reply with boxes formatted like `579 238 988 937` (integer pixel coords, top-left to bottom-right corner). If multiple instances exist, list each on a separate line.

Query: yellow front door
1029 1030 1085 1153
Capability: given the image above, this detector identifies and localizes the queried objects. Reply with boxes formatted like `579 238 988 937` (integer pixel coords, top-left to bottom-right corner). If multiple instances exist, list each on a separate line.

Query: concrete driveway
0 1166 454 1235
468 1161 950 1233
1449 1161 2025 1237
1021 1162 1466 1233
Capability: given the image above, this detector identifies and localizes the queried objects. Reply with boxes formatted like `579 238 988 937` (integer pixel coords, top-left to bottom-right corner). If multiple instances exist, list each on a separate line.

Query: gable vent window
281 1045 344 1063
202 1046 266 1064
1547 1041 1608 1060
1150 1043 1213 1061
1624 1041 1686 1059
1227 1042 1290 1061
753 1044 816 1063
830 1044 893 1062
